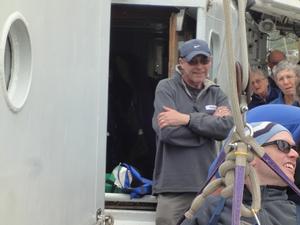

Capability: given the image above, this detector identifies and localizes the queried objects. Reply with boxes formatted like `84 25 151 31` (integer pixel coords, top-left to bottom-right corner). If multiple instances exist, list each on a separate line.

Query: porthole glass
4 35 12 90
0 12 32 112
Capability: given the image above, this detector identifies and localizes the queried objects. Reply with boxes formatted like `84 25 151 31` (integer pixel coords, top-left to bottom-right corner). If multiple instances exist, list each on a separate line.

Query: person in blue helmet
247 104 300 203
181 121 299 225
206 104 300 205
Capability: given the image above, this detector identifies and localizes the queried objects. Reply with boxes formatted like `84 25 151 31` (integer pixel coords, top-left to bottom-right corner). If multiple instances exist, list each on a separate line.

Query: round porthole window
0 12 32 112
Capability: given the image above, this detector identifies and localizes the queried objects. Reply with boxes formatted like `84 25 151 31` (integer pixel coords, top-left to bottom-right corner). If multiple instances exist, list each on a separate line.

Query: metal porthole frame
0 11 32 112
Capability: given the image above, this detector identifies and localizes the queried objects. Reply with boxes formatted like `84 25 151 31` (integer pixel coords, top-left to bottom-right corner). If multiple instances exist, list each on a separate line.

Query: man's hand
157 106 190 128
213 106 231 117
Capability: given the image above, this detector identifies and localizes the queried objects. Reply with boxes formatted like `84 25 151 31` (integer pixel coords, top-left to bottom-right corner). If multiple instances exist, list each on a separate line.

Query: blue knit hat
249 122 292 144
207 121 293 179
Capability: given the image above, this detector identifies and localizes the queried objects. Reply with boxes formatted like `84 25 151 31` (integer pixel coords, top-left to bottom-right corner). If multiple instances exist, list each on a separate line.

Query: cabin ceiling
111 5 179 32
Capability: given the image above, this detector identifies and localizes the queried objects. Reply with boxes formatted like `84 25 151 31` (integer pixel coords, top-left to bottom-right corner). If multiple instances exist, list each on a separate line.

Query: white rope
252 209 261 225
222 1 245 136
238 0 250 91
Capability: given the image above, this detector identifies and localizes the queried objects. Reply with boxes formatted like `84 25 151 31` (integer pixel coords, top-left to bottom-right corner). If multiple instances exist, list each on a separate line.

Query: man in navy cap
152 39 234 225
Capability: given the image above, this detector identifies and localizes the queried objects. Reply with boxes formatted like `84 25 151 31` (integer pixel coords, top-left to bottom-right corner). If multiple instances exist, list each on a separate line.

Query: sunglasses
187 55 210 65
261 140 298 154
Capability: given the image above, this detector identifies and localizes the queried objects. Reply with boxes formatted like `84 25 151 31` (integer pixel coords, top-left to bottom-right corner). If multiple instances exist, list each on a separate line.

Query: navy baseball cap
179 39 211 62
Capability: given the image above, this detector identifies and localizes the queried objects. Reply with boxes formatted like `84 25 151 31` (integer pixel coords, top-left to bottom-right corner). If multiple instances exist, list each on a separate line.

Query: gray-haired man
152 39 234 225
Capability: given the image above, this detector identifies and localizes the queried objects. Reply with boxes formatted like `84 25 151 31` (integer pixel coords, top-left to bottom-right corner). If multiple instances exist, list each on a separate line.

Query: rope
222 0 245 135
237 0 249 91
222 1 254 224
184 134 262 220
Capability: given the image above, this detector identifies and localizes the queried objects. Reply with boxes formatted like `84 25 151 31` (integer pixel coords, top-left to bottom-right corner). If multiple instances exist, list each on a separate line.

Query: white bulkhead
0 0 300 224
0 0 111 224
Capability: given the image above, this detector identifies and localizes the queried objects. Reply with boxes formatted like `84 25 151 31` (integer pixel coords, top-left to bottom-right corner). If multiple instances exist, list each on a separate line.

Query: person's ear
178 58 185 67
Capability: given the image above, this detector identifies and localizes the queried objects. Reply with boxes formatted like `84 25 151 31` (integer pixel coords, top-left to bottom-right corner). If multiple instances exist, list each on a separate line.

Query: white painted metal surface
111 0 203 7
0 1 111 225
204 0 240 95
252 0 300 20
105 193 157 203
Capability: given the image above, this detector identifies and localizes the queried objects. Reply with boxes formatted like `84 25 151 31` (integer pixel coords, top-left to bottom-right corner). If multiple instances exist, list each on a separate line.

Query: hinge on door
207 0 213 11
96 208 114 225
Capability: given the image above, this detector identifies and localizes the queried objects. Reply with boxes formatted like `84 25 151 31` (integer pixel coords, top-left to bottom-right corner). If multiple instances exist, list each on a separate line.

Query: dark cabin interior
106 4 196 179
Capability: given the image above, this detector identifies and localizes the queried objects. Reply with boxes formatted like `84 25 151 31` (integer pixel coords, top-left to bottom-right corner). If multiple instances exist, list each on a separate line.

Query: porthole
0 12 32 112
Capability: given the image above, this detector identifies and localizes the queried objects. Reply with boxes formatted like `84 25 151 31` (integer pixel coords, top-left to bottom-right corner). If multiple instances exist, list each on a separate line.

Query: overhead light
258 19 276 34
176 9 185 31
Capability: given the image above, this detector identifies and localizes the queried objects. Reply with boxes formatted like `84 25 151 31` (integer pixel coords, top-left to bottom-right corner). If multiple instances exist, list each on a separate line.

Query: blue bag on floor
113 163 152 199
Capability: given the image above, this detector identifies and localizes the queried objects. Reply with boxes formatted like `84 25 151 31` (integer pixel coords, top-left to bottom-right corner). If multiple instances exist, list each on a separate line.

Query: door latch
96 208 114 225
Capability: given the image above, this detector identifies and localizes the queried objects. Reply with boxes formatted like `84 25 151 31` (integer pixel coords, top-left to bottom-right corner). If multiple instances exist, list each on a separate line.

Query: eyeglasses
187 55 210 65
261 140 298 154
251 78 266 86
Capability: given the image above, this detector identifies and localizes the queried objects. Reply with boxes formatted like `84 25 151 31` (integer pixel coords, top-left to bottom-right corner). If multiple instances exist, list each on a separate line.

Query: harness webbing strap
208 197 226 225
232 166 246 225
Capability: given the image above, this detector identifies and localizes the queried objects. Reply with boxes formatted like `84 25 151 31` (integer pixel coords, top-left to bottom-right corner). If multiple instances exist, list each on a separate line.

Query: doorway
106 4 196 179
